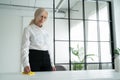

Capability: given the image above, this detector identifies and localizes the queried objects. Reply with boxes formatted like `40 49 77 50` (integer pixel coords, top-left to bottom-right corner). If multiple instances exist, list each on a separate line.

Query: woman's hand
52 67 56 71
24 66 31 73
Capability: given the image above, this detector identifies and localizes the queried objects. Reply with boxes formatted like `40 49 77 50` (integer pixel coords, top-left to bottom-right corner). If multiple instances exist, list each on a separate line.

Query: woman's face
35 11 48 27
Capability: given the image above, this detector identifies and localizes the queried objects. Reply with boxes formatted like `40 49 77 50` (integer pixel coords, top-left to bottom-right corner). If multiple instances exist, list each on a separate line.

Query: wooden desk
0 70 120 80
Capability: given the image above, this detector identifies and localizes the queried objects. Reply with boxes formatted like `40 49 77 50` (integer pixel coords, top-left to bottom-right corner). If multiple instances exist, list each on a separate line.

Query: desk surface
0 70 120 80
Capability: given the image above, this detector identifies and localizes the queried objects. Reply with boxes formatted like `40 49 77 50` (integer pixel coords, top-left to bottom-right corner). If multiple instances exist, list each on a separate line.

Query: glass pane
100 42 112 62
102 63 112 69
55 42 69 63
86 21 98 41
55 0 68 18
70 0 83 19
99 1 109 21
55 19 68 40
71 42 84 62
71 20 84 40
99 22 110 41
86 42 99 63
87 64 99 70
85 1 97 20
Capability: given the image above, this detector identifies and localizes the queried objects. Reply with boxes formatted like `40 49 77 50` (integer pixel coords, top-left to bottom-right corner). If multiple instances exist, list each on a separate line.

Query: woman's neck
34 23 42 28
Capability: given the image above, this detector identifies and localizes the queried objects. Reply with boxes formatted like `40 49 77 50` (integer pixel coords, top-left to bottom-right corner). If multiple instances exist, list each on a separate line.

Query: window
53 0 114 70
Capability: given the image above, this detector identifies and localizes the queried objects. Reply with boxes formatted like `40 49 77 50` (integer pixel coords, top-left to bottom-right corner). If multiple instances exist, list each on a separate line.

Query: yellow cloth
22 71 35 76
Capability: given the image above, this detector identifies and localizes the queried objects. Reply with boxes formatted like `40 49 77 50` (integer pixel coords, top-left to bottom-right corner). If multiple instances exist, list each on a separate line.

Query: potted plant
114 48 120 72
71 44 94 70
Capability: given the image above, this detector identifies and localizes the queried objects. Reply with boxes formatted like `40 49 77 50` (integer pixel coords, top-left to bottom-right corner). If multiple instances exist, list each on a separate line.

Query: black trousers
29 49 52 71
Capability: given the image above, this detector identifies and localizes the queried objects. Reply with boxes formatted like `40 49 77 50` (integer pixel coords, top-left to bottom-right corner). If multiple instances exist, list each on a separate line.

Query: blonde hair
29 7 48 25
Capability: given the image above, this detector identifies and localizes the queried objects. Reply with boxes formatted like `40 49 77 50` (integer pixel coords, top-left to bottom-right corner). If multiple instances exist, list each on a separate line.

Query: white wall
112 0 120 48
0 15 22 73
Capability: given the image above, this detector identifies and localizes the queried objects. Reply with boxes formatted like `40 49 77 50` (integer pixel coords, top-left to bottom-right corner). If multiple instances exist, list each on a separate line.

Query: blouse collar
32 24 44 30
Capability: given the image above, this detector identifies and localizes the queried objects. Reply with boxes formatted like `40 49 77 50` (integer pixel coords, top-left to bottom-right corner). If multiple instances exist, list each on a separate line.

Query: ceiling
0 0 111 14
0 0 112 8
0 0 53 8
0 0 75 9
0 0 81 14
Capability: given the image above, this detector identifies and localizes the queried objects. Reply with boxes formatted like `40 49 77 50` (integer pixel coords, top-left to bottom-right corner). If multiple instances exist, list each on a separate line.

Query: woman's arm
21 27 31 72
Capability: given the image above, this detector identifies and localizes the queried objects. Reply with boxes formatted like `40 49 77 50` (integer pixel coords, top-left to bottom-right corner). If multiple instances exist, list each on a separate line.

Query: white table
0 70 120 80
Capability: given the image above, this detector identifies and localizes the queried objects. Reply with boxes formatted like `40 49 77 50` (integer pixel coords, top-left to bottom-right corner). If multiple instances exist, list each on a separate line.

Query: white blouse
21 24 54 67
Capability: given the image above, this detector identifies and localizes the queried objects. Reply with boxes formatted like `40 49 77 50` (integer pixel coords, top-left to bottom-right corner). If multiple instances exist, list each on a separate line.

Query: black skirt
29 49 52 71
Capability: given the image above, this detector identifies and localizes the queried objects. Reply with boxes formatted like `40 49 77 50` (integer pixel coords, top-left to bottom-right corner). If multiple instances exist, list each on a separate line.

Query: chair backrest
55 65 66 71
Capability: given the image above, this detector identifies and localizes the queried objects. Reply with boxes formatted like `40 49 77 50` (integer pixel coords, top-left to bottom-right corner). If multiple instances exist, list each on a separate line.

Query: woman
21 7 56 73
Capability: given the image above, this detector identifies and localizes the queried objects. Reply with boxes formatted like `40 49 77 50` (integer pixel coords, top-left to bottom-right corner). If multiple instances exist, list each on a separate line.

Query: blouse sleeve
21 27 30 68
